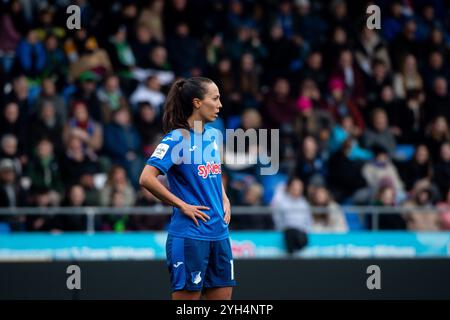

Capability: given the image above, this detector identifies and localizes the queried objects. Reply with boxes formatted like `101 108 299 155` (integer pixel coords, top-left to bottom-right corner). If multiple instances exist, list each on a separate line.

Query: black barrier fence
1 259 450 300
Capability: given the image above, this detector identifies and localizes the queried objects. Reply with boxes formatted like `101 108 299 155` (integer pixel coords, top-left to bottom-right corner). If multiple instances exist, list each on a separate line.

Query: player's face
198 82 222 123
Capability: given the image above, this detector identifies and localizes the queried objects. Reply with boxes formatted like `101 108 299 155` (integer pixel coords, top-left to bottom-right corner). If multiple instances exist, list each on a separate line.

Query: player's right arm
139 161 210 227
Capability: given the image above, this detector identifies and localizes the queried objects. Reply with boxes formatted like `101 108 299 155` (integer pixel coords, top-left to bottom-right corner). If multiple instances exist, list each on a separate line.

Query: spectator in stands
433 142 450 196
264 23 298 81
70 71 103 123
129 187 168 231
425 27 450 60
328 138 369 203
106 25 136 80
60 184 87 231
394 16 422 57
424 116 450 162
0 4 22 75
148 45 172 72
137 0 165 43
401 144 433 192
5 75 31 122
422 51 450 90
0 158 27 230
271 177 311 254
426 76 450 125
134 102 162 159
362 108 396 159
100 165 136 207
64 28 112 80
295 136 327 188
232 182 270 230
295 78 333 138
29 99 64 153
103 107 142 187
371 184 406 230
42 33 67 85
362 144 405 203
60 135 100 188
131 23 158 69
310 185 348 233
26 186 59 232
393 54 424 100
386 88 424 144
300 50 327 95
130 75 165 115
14 29 46 78
366 60 393 107
328 115 372 161
0 101 27 154
167 22 204 77
0 134 23 176
354 26 391 76
404 186 440 231
330 49 366 107
33 77 66 122
103 188 129 232
63 100 103 157
325 77 365 133
27 138 63 206
235 53 262 109
97 74 127 123
263 78 298 131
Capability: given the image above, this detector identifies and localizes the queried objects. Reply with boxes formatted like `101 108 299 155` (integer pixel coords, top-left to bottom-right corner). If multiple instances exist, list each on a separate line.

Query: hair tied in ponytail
177 80 186 91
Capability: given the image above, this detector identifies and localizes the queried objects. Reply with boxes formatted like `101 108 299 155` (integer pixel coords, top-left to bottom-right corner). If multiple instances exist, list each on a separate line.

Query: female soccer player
139 77 235 300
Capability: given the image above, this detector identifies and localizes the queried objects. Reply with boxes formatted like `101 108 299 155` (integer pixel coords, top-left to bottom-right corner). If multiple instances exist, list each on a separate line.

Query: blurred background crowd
1 0 450 233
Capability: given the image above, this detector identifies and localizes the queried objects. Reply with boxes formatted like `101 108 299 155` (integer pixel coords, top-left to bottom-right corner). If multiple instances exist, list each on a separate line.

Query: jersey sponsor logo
151 143 169 159
197 162 221 179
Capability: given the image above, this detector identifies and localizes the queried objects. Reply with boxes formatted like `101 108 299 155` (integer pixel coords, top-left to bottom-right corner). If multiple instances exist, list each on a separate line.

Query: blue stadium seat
260 173 288 205
395 144 415 162
340 198 366 231
0 223 11 234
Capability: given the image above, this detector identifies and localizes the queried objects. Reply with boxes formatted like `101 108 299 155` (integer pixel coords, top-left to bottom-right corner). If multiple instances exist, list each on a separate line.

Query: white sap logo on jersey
152 143 169 159
191 271 202 285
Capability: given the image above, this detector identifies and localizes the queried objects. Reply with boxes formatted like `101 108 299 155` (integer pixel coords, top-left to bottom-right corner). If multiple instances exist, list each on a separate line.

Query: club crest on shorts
191 271 202 285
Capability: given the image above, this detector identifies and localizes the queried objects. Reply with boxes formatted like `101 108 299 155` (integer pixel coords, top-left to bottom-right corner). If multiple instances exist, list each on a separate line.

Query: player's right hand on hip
180 204 210 227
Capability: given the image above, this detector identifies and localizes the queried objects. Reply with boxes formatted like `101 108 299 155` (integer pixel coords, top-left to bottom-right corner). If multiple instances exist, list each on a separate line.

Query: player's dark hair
163 77 213 133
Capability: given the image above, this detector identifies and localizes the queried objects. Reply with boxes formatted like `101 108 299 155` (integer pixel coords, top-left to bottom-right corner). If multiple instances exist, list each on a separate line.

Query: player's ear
193 97 202 109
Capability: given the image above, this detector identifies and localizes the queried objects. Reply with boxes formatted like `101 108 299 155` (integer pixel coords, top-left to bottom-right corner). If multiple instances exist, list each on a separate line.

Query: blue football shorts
166 234 237 292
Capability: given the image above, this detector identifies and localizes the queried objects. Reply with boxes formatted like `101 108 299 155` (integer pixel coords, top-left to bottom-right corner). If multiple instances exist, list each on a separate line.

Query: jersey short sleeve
147 131 182 175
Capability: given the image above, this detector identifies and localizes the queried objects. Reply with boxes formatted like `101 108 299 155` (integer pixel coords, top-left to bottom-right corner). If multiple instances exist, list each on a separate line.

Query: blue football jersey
147 126 228 240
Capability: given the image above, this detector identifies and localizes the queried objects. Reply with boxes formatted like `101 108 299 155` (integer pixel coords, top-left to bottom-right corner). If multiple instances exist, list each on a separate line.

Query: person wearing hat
69 71 103 123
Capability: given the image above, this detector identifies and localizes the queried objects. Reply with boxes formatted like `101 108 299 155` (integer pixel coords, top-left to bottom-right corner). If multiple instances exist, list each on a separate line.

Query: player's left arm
222 182 231 224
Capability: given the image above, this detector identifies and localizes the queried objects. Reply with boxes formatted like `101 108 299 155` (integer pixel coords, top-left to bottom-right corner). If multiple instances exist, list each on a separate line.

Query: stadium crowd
1 0 450 232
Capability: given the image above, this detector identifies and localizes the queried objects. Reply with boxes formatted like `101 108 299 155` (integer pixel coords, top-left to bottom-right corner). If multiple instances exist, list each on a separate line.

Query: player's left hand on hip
223 198 231 224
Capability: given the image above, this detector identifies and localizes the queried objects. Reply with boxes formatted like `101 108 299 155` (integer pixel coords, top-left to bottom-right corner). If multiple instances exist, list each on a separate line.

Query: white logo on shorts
191 271 202 285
